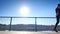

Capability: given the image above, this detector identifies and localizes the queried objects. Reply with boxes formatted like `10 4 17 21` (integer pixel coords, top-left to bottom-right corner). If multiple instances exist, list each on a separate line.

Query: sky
0 0 60 25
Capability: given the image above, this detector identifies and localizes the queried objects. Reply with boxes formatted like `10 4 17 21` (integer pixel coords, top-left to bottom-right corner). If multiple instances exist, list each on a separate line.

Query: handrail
0 16 56 31
0 16 56 18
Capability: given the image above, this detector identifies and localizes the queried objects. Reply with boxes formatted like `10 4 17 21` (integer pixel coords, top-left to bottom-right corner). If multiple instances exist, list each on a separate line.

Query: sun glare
20 6 30 17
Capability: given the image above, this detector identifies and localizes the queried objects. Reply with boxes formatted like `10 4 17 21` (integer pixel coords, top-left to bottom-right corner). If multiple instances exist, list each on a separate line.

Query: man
54 4 60 32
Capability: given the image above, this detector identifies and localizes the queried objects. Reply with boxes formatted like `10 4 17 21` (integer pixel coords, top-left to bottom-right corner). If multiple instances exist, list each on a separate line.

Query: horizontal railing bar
0 16 56 18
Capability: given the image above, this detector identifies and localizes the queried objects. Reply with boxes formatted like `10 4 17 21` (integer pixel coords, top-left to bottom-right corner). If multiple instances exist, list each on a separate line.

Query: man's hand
56 13 59 17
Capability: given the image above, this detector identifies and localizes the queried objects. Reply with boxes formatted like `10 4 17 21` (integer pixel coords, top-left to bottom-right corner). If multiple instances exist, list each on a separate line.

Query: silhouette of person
54 4 60 32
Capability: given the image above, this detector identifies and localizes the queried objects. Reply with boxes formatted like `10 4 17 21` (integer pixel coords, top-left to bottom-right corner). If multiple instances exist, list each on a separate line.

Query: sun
20 6 30 17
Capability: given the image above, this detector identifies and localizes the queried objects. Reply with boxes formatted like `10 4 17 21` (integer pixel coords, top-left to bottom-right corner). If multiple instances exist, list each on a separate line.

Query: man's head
57 4 60 8
58 4 60 7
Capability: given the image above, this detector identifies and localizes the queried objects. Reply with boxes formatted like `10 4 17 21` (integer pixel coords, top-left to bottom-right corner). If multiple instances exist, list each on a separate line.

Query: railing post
9 17 12 31
35 17 37 31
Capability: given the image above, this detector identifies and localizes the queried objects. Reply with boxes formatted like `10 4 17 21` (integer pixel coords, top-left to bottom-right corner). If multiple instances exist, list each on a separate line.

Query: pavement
0 31 60 34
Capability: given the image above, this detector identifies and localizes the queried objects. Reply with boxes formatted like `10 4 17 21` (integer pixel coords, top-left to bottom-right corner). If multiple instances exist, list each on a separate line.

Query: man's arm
56 8 59 17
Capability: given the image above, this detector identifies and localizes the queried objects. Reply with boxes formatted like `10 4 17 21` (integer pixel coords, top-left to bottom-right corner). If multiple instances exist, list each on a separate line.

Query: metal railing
0 16 56 31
